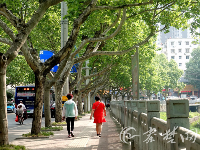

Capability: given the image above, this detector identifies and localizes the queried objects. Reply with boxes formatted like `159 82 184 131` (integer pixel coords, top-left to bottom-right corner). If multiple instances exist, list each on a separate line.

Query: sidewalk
11 109 130 150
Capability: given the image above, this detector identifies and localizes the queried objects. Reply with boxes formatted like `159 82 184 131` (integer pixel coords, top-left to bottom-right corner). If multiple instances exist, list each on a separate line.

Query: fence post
166 99 189 150
124 100 129 128
120 100 125 127
130 101 138 150
147 100 160 150
137 100 147 150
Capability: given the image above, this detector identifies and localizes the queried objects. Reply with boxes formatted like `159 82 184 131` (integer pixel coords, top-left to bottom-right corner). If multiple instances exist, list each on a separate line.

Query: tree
6 55 35 86
1 0 200 145
143 54 184 99
185 47 200 89
0 0 63 145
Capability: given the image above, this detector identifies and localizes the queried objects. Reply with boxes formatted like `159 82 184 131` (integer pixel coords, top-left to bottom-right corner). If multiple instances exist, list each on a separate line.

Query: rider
17 101 27 120
17 105 23 116
18 101 26 110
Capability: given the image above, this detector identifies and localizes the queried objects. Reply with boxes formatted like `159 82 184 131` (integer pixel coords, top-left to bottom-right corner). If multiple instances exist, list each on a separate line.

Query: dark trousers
66 117 75 135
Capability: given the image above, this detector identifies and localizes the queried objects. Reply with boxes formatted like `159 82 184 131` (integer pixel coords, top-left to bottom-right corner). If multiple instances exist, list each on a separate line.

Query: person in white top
62 93 78 138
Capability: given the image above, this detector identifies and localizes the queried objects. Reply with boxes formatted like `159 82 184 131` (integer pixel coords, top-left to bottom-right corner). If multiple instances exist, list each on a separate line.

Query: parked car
7 103 15 113
166 96 178 100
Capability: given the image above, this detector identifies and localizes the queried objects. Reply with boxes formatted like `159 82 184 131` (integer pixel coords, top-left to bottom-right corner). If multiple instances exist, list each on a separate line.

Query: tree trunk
31 74 44 135
84 96 87 113
55 84 62 122
44 87 51 127
0 56 9 145
78 94 83 115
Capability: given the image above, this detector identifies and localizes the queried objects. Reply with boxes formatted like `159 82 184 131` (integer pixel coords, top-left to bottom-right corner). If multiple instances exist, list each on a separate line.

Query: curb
41 129 61 131
15 136 50 140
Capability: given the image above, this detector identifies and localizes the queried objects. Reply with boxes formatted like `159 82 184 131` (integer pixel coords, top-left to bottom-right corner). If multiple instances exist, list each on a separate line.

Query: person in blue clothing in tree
62 93 78 138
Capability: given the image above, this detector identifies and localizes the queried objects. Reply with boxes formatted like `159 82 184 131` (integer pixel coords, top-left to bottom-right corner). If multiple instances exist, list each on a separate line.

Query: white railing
110 99 200 150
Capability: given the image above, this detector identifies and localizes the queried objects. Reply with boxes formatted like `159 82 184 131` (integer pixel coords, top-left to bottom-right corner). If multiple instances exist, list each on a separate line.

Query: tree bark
84 96 87 113
55 83 62 122
44 87 51 127
31 74 45 135
0 55 9 145
78 94 83 115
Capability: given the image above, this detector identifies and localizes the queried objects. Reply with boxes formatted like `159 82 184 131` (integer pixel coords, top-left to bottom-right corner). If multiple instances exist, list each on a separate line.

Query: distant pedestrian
62 93 78 138
90 96 106 137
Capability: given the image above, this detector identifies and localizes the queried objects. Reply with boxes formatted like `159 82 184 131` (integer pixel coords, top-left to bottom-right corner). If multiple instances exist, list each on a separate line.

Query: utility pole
131 47 139 100
85 60 90 111
61 2 69 95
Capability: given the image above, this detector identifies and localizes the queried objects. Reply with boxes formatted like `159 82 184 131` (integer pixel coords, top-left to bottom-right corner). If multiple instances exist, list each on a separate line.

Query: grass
190 118 200 134
52 121 66 126
0 144 26 150
160 112 200 134
41 126 63 130
160 112 200 121
22 131 54 137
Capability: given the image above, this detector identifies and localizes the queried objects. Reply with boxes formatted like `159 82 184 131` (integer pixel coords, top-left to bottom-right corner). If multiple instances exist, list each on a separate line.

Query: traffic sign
70 63 78 73
40 50 79 73
40 50 58 72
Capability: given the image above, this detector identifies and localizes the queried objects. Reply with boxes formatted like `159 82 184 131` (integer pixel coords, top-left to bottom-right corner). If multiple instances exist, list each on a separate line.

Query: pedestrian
90 96 106 137
62 93 78 138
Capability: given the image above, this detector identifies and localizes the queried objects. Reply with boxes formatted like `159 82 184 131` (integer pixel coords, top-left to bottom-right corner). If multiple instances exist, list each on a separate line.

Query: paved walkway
11 109 131 150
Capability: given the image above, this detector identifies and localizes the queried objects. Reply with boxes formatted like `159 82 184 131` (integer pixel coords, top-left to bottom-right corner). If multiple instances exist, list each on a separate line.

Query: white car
166 96 179 100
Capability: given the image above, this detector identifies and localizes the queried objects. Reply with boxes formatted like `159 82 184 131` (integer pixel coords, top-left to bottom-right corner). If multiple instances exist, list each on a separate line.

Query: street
7 112 55 142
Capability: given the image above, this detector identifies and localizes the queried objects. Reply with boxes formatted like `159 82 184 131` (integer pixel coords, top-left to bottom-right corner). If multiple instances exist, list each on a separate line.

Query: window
186 41 189 45
185 48 190 53
186 56 189 59
179 63 182 66
171 56 175 59
178 41 182 45
171 49 175 53
171 42 174 45
178 49 182 53
179 56 182 59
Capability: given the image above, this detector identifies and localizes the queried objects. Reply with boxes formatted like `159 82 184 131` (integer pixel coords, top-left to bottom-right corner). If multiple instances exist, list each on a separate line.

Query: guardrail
110 99 200 150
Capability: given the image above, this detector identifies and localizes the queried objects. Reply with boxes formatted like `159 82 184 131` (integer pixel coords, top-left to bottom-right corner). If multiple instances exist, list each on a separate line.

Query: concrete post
124 100 128 128
137 101 147 150
61 2 69 95
130 100 138 150
120 100 125 127
147 100 160 150
131 100 146 150
85 60 90 112
166 99 189 150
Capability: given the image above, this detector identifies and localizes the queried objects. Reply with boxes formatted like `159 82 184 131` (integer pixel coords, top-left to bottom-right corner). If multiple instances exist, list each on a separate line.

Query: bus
14 85 45 116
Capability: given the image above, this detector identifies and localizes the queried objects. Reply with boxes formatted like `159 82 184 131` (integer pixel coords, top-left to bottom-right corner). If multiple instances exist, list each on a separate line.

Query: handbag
15 115 18 122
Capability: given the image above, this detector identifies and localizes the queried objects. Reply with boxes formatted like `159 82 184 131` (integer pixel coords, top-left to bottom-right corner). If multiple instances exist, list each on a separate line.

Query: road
7 112 55 142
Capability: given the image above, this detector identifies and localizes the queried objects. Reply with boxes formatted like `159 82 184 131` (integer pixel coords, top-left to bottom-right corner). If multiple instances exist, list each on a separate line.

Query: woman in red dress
90 96 106 137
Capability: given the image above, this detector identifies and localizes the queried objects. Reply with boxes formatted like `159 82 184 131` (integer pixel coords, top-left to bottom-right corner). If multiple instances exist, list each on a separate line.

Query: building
156 23 200 98
166 38 199 71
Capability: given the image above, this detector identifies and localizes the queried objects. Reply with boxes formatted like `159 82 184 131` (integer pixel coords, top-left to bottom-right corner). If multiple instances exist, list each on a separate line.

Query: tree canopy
1 0 200 145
